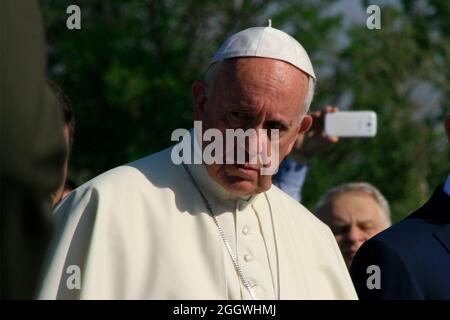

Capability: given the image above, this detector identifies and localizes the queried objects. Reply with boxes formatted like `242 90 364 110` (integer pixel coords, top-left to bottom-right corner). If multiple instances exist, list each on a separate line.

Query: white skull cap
209 25 316 81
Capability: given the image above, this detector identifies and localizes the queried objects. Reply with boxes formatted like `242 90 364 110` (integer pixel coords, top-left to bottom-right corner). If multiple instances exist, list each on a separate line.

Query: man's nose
245 129 269 154
347 226 365 244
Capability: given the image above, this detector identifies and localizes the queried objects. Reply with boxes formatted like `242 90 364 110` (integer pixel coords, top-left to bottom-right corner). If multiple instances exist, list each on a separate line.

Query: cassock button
242 226 250 235
244 253 253 262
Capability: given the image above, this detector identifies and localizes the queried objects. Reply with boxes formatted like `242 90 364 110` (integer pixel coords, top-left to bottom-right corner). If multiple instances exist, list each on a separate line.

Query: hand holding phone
324 111 377 137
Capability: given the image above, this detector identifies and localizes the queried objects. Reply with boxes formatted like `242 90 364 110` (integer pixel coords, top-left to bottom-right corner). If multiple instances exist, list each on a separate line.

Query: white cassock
38 131 357 300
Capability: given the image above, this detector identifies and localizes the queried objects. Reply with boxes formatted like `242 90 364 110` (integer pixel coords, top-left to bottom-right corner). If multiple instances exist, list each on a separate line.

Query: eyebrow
266 119 290 130
333 219 375 226
224 103 292 129
332 217 349 224
333 221 350 227
358 220 375 226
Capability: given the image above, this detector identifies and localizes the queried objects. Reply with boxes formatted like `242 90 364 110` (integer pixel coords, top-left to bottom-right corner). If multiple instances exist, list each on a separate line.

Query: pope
39 25 357 300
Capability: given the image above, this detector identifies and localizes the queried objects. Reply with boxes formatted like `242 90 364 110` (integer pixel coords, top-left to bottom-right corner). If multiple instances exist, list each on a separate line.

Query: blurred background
42 0 449 222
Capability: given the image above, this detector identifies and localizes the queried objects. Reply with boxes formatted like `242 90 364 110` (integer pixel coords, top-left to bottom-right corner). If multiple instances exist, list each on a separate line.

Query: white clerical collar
444 172 450 197
187 128 260 206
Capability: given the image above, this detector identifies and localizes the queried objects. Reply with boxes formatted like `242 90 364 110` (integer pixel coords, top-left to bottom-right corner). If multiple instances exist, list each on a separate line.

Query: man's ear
299 114 313 134
445 115 450 145
286 114 313 155
192 80 208 121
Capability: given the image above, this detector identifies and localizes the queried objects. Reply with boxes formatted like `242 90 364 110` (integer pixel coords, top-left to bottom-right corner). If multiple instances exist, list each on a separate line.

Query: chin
224 179 258 197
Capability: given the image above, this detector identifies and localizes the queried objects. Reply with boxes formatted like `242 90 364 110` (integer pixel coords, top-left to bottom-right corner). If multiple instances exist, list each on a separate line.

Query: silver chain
182 163 258 300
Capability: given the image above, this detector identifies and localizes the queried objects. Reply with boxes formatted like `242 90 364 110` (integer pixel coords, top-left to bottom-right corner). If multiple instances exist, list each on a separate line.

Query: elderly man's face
322 192 388 268
193 58 312 197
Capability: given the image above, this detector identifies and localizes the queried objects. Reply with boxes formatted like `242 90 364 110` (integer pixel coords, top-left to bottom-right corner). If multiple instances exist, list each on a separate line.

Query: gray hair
315 182 392 226
205 60 315 118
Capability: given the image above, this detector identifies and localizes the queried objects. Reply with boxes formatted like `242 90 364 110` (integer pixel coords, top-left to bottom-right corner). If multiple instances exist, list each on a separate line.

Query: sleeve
38 186 101 299
272 158 309 202
350 239 424 300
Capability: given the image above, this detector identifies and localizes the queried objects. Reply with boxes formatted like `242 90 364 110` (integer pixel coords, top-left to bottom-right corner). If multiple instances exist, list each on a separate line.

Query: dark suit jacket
350 186 450 299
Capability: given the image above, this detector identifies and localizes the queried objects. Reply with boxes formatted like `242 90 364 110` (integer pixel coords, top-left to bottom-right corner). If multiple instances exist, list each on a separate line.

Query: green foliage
43 0 448 221
300 1 449 222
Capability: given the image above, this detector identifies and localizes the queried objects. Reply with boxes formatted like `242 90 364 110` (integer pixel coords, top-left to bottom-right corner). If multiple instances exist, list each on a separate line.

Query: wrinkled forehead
330 192 386 222
217 57 307 82
212 57 309 103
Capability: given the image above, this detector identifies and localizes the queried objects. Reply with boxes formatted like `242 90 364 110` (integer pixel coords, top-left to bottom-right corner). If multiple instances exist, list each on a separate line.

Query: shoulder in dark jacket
350 186 450 300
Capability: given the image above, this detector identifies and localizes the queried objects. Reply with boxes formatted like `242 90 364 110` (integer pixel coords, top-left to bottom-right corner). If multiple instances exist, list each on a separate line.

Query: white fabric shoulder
267 184 333 234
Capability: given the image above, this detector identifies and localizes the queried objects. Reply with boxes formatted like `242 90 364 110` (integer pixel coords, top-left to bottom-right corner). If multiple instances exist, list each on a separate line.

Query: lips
236 164 260 171
224 164 260 179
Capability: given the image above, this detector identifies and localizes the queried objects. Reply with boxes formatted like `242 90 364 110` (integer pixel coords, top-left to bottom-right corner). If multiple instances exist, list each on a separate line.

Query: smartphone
324 111 377 137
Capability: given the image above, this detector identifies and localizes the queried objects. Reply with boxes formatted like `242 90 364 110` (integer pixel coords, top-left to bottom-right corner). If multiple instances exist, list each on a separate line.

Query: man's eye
360 224 374 231
266 121 285 131
230 111 246 120
333 226 349 235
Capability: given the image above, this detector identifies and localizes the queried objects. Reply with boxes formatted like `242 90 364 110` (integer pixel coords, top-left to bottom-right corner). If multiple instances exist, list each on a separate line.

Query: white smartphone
324 111 377 137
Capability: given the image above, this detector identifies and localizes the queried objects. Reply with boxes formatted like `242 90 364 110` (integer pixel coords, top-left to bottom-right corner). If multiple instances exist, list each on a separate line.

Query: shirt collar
444 172 450 197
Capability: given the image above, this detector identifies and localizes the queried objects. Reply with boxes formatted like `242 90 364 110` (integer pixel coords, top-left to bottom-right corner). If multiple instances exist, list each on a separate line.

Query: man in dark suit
350 115 450 299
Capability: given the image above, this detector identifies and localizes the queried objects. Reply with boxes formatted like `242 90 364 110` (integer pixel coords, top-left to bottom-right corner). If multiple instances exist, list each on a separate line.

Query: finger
330 106 339 113
324 105 334 113
311 111 321 119
328 135 339 143
324 105 340 113
320 131 339 143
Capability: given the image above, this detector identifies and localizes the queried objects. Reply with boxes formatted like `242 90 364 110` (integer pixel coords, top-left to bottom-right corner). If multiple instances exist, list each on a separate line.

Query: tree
43 0 449 221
